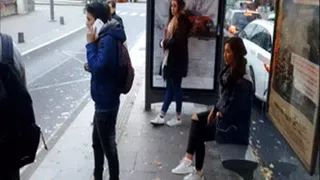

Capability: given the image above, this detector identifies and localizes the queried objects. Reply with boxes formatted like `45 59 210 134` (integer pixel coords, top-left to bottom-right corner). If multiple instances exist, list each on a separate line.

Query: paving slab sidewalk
26 31 245 180
0 5 86 54
28 79 244 180
110 82 245 180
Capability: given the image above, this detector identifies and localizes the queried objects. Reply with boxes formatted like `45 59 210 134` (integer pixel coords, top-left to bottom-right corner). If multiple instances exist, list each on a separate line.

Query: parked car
238 19 274 102
224 9 262 37
268 12 275 21
188 16 216 40
226 0 237 11
234 0 257 11
185 10 216 40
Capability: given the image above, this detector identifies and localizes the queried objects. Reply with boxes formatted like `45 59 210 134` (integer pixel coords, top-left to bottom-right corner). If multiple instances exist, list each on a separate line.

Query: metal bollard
18 32 25 43
60 16 65 25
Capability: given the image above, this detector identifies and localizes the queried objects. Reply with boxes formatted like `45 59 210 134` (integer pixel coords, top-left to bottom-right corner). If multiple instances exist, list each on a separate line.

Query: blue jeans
92 108 119 180
161 76 183 115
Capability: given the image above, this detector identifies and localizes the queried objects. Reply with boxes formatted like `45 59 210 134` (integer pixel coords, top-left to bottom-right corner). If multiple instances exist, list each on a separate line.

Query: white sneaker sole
166 121 182 127
171 167 193 175
150 120 165 125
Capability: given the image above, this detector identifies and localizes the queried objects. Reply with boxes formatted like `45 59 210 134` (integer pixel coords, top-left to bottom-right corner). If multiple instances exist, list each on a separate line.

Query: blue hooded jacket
86 19 126 110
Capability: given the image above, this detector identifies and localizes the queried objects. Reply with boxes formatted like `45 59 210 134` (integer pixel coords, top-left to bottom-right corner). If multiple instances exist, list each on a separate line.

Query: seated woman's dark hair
225 37 247 77
86 2 111 23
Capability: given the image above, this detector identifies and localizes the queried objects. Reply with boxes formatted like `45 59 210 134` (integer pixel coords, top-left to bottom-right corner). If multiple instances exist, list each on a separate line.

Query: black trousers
92 108 119 180
2 170 20 180
186 110 216 170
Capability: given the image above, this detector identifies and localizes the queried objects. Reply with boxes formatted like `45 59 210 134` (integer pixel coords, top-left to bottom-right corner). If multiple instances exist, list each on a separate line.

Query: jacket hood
99 19 126 42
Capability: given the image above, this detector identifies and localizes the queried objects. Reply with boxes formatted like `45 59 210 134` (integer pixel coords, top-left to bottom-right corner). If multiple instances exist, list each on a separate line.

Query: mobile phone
92 19 104 37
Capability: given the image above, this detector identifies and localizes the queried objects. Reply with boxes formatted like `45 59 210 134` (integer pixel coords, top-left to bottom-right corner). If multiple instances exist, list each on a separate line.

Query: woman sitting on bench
171 37 254 180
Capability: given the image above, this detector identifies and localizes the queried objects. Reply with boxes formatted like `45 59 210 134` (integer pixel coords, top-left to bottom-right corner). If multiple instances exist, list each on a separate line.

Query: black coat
214 65 254 145
0 62 37 172
163 14 192 78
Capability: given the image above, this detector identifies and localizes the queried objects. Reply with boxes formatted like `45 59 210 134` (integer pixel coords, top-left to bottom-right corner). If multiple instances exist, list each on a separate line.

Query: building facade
0 0 34 17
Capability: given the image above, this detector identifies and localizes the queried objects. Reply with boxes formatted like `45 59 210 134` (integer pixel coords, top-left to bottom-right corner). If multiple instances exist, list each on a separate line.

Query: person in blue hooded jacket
85 2 126 180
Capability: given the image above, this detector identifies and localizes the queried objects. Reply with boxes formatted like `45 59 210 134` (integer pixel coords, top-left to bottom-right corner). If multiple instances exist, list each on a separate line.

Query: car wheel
249 66 256 94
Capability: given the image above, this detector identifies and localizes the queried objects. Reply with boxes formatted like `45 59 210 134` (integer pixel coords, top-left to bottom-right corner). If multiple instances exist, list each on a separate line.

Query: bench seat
216 144 259 180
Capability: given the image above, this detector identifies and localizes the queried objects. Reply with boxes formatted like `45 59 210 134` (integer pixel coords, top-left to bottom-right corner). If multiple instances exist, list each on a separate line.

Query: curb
21 25 86 58
20 93 91 180
34 2 85 6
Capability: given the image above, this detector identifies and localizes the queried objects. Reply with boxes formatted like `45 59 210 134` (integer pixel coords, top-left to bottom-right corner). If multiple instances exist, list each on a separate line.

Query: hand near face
87 27 97 43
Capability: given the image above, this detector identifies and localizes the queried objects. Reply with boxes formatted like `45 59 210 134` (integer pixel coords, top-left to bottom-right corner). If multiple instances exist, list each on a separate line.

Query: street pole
50 0 55 21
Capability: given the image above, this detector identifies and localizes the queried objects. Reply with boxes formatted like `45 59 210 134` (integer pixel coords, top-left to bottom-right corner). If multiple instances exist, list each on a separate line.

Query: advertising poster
267 0 319 174
153 0 219 89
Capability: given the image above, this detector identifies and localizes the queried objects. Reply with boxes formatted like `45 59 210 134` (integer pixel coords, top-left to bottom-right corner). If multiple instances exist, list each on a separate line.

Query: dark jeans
161 76 183 115
186 110 216 170
92 108 119 180
3 170 20 180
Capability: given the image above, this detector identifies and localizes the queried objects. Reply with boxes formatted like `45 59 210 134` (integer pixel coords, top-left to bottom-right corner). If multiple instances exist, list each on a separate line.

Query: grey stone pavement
28 79 244 180
26 35 247 180
0 5 85 53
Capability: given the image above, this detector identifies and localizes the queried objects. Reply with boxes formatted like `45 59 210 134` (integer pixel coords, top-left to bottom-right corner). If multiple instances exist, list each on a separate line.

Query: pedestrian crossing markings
130 12 138 16
120 12 128 15
117 11 146 17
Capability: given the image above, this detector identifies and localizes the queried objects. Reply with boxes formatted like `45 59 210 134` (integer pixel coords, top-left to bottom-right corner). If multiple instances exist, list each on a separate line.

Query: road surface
24 3 146 142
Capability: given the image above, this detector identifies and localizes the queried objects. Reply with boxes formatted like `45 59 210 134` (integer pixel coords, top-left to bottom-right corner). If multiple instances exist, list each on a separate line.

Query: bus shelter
145 0 228 110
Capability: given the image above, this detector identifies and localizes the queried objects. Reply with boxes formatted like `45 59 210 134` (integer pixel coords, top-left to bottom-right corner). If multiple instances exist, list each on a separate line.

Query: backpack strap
0 33 14 65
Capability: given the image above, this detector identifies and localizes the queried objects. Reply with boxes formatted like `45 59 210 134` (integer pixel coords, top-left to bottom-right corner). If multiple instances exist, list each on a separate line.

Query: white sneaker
150 115 165 125
171 158 193 175
183 169 204 180
166 117 182 127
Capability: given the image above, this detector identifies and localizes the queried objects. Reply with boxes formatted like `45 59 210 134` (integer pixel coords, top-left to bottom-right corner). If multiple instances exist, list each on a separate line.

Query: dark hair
86 2 111 23
107 0 116 9
167 0 186 26
225 37 247 77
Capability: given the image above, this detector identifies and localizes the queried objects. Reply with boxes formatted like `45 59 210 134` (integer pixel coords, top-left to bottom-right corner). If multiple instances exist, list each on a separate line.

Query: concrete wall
0 0 34 17
0 1 17 17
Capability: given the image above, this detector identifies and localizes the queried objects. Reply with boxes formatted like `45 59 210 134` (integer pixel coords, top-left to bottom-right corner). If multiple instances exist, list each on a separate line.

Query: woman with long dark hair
171 37 254 180
150 0 192 127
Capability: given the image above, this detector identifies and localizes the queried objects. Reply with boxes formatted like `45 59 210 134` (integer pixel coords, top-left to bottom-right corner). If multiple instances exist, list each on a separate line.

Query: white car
234 1 257 11
224 9 262 37
268 12 275 21
238 19 274 102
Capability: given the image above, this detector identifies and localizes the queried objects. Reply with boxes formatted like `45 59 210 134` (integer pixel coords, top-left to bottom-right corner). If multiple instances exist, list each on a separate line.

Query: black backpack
0 33 46 172
116 41 134 94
